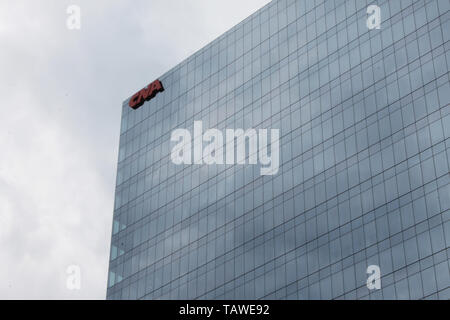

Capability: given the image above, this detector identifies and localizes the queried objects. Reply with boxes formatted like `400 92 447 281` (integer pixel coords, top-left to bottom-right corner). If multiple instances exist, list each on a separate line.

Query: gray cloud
0 0 270 299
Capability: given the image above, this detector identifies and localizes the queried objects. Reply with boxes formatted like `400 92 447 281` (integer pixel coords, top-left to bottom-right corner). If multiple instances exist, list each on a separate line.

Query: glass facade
107 0 450 299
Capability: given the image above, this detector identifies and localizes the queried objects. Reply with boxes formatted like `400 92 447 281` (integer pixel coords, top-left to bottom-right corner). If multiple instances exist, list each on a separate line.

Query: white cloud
0 0 270 299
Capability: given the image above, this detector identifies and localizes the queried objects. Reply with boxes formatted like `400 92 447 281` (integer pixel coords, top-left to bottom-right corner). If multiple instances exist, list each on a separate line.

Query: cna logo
170 121 280 175
128 79 164 109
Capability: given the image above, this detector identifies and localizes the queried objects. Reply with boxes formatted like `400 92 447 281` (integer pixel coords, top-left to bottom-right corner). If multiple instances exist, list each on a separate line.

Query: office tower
108 0 450 299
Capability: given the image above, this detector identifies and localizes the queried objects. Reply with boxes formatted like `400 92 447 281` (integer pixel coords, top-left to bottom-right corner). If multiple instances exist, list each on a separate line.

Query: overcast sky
0 0 270 299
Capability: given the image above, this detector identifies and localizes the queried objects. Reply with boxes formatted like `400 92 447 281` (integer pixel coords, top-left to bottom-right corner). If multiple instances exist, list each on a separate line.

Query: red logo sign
129 79 164 109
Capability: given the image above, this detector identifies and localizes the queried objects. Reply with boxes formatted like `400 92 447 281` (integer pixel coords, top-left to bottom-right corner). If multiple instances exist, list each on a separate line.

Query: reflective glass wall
107 0 450 299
